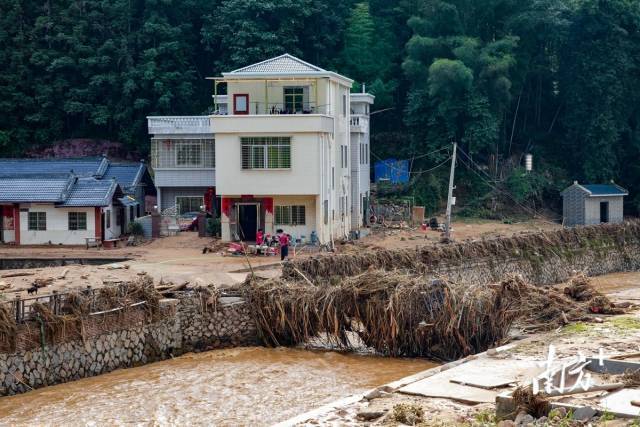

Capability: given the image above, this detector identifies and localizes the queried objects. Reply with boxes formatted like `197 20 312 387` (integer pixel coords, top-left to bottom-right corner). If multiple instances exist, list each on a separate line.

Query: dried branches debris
564 273 624 315
0 274 162 351
283 221 640 280
243 272 621 362
512 386 551 418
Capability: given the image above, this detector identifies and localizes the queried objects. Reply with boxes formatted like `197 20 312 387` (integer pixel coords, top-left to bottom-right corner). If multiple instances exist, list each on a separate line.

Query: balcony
147 116 213 135
212 114 334 134
350 114 369 133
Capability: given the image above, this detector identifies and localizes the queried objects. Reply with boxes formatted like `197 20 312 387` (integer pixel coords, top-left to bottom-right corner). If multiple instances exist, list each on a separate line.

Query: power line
371 149 452 176
456 155 560 223
410 145 451 160
410 156 452 175
370 145 451 175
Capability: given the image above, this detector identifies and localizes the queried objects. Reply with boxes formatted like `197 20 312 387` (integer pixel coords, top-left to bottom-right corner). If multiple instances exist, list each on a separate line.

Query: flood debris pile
244 272 617 361
283 221 640 280
0 274 163 352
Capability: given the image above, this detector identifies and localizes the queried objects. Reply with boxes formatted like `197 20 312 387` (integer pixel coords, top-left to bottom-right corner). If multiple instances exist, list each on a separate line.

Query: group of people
256 228 291 261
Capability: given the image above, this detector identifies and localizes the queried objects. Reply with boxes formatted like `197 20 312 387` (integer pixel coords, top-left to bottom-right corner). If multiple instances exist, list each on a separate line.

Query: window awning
118 195 139 207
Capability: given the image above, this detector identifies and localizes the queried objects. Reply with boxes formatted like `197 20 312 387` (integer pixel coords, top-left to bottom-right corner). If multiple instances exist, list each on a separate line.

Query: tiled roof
0 174 73 203
229 54 326 74
582 184 628 197
58 178 117 207
103 163 144 189
0 158 107 177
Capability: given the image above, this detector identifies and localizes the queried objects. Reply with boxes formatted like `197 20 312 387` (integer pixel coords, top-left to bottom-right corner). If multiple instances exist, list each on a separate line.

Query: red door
233 94 249 115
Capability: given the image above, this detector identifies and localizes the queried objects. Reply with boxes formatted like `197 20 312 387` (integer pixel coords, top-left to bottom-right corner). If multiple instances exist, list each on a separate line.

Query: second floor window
177 143 202 166
284 87 304 113
151 139 214 169
241 137 291 169
68 212 87 230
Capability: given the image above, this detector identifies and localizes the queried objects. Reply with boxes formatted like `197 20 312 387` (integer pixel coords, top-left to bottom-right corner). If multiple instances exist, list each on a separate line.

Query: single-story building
561 181 628 227
0 157 156 238
0 174 124 245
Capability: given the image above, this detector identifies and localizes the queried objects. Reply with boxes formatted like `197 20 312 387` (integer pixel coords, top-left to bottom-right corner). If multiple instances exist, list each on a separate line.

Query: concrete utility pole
444 142 457 240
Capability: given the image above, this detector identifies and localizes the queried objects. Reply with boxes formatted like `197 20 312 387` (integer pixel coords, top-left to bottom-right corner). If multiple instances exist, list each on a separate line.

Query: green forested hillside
1 0 639 214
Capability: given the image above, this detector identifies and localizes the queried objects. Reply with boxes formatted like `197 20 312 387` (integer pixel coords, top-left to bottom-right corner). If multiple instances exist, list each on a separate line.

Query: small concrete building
561 181 628 227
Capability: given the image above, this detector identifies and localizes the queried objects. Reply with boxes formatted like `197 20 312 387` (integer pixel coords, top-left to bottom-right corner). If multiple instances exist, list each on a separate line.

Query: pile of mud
283 222 640 280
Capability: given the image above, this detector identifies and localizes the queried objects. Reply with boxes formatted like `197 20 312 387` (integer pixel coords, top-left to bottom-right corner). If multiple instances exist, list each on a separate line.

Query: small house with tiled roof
0 157 155 245
561 181 628 227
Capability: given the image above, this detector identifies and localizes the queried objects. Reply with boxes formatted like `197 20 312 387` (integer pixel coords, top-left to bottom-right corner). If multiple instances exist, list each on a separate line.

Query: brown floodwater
0 347 435 426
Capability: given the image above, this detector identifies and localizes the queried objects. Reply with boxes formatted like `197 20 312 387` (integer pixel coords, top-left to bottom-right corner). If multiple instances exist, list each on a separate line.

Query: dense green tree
2 0 640 215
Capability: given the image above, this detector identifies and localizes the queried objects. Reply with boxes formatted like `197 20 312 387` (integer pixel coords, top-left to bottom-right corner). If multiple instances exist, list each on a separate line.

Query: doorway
101 211 106 240
237 204 259 241
600 201 609 223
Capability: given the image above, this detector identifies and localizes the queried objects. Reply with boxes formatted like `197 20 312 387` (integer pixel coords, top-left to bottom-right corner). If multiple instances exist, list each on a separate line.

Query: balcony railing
147 116 212 135
151 139 215 169
350 114 369 133
220 102 330 116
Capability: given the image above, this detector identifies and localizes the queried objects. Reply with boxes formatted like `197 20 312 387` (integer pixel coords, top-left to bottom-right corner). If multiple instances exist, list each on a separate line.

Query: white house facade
148 54 373 244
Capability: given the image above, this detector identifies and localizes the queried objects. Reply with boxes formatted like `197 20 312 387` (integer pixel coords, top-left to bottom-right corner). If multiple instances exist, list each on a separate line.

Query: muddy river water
0 347 435 426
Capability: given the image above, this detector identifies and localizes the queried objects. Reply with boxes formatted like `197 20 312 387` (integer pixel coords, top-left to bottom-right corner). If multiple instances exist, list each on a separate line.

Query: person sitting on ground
277 229 290 261
256 228 264 246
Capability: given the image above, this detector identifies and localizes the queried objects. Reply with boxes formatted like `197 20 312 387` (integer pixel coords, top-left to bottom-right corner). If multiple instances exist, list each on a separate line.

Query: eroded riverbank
0 347 435 426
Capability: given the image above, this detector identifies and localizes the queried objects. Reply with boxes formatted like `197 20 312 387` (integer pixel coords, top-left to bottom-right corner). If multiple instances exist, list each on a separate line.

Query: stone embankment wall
0 294 257 396
285 222 640 285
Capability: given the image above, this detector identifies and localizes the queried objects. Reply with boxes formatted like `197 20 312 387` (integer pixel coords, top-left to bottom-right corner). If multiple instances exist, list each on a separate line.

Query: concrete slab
399 358 541 404
400 376 498 404
600 389 640 417
450 374 516 389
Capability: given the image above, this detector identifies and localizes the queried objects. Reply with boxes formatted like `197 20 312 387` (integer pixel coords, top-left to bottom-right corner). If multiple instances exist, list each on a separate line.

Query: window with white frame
241 137 291 169
68 212 87 230
106 210 111 228
28 212 46 231
283 87 305 113
275 205 306 225
176 197 203 215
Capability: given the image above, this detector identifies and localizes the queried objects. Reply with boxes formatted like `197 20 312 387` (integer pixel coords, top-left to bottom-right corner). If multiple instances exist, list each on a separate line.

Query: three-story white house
148 54 373 244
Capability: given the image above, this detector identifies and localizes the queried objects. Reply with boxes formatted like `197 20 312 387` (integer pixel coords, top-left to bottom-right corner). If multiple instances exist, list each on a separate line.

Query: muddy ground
0 219 557 299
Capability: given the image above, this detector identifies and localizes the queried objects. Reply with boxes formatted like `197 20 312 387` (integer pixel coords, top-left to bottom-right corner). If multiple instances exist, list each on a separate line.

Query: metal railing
223 102 331 116
150 138 215 169
147 116 212 135
5 285 135 324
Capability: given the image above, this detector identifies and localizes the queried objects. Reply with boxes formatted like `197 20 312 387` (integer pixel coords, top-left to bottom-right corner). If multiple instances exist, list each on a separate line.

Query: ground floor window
106 210 111 228
323 200 328 225
176 197 203 215
68 212 87 230
275 205 306 226
28 212 47 231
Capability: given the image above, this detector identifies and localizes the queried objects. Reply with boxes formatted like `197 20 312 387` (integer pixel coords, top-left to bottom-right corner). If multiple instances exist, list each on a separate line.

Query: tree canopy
1 0 639 214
